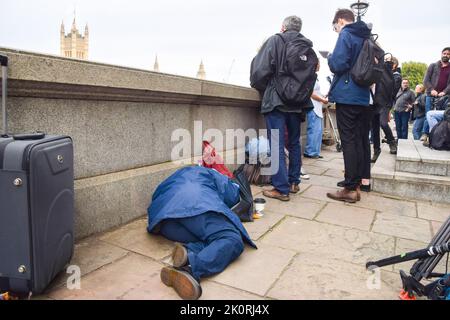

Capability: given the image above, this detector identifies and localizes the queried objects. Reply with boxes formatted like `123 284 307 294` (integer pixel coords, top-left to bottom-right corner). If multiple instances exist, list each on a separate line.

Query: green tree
402 61 428 89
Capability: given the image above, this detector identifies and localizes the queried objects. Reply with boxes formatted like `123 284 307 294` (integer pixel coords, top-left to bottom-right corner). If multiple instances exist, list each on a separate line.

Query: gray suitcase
0 55 74 296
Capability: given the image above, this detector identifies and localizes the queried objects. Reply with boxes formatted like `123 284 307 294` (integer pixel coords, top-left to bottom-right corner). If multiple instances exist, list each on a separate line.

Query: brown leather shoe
172 243 188 268
326 189 359 204
161 267 202 300
263 189 290 202
290 184 300 194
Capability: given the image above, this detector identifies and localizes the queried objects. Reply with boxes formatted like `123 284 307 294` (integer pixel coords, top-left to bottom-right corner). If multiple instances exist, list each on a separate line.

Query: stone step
372 146 450 205
396 139 450 177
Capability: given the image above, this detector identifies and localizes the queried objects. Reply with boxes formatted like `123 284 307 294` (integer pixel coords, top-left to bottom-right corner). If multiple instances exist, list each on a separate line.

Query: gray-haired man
250 16 315 202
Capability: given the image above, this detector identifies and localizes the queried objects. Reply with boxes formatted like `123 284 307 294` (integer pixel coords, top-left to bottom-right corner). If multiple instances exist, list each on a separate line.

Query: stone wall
0 48 265 239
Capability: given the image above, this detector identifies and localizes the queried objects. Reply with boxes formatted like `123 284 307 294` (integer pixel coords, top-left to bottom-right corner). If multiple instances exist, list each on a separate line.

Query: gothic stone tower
60 18 89 60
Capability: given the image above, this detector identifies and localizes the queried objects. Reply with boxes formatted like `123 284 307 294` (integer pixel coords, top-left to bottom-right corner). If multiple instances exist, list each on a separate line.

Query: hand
438 92 446 97
322 98 329 104
431 90 439 97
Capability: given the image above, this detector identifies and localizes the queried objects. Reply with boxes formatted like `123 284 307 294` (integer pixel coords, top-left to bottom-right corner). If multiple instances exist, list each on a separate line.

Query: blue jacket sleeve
328 32 353 75
210 170 240 208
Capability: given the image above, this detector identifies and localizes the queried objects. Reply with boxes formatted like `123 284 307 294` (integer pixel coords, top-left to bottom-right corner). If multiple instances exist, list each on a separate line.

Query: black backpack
429 109 450 151
433 96 449 111
274 33 318 107
231 165 255 223
373 60 395 108
351 36 385 87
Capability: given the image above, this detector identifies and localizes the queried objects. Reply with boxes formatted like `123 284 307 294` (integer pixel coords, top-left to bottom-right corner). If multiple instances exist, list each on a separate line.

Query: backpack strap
276 33 286 44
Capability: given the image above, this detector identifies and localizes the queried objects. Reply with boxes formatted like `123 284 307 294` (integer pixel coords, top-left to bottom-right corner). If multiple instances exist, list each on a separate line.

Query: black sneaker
337 180 345 188
389 142 398 155
360 184 371 192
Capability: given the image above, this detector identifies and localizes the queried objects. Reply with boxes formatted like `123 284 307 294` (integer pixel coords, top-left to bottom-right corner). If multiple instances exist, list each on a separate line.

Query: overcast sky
0 0 449 87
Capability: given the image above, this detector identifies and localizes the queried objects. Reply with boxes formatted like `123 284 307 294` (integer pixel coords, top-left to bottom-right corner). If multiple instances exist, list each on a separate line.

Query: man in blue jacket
147 166 257 300
326 9 372 203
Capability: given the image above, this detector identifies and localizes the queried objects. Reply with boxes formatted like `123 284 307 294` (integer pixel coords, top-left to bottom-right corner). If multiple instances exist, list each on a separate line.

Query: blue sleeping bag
147 166 256 248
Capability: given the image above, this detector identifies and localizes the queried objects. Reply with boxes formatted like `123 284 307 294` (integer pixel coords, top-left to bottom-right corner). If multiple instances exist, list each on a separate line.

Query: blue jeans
422 96 433 135
394 111 411 140
159 212 244 281
427 110 445 132
412 117 425 140
265 109 301 195
304 110 323 157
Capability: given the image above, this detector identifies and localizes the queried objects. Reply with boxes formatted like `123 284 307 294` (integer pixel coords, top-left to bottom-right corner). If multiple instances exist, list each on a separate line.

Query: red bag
202 141 234 179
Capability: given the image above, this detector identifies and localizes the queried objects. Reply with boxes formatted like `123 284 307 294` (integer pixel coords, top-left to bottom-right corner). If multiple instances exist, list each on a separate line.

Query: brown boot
263 189 290 202
327 188 359 204
172 243 188 268
161 267 202 300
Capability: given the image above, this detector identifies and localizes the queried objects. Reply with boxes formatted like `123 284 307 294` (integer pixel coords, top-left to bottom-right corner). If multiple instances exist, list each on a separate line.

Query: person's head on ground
402 79 410 90
332 9 355 34
281 16 302 33
415 84 425 94
441 47 450 64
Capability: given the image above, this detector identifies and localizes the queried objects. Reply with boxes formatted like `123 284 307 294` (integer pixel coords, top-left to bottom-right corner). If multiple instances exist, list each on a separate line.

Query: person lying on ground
147 166 257 300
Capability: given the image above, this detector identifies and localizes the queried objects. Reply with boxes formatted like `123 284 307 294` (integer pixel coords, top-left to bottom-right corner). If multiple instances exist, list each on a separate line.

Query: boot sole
172 243 188 268
161 267 202 300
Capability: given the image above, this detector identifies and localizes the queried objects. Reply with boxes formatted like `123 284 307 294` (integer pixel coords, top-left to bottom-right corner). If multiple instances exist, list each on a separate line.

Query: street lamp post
350 0 370 21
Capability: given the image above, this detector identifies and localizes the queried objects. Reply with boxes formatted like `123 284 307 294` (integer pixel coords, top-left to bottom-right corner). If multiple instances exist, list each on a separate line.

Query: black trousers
373 107 395 150
336 104 371 190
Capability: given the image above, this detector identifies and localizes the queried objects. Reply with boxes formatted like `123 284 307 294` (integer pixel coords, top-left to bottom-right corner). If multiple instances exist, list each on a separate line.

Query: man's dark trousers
159 212 244 281
394 111 411 140
336 104 370 191
265 109 302 195
372 107 396 151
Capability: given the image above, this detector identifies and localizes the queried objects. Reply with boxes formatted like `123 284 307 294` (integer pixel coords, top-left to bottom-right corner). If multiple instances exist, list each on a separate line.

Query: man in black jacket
421 47 450 143
250 16 314 202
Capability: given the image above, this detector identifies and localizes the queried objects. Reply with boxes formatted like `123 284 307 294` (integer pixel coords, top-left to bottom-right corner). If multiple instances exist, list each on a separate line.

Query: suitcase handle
13 133 46 141
1 55 8 136
0 55 8 67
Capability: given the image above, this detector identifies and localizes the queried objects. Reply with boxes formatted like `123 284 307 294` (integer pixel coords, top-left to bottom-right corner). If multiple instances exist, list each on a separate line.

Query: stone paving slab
311 160 346 172
263 196 325 220
372 213 432 243
431 221 444 237
322 168 345 179
99 218 175 261
210 244 296 297
299 185 342 204
316 203 376 232
260 217 395 266
304 174 342 189
371 149 396 180
355 193 417 218
267 253 400 300
302 165 329 176
397 139 420 162
414 140 450 164
48 253 180 300
45 238 130 292
417 202 450 223
244 211 285 241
